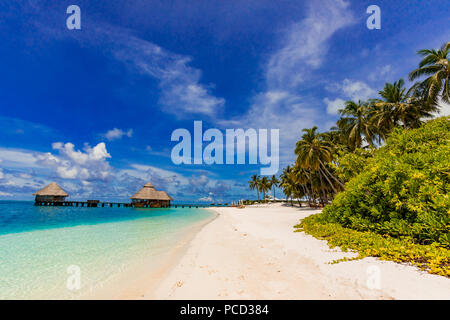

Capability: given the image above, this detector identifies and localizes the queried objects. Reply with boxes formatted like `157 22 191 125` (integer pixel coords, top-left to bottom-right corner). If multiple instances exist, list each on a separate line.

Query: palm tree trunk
306 172 316 207
318 167 338 194
319 160 345 189
302 183 312 207
300 183 307 204
318 171 327 207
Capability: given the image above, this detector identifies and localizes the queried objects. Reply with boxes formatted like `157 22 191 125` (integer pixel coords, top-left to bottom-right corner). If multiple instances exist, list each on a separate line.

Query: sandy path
147 203 450 300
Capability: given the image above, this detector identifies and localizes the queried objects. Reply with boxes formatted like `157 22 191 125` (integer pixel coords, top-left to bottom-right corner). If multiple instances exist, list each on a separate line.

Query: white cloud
0 191 12 197
104 128 133 141
120 164 243 201
435 98 450 117
109 31 225 117
218 0 355 167
324 79 376 115
198 192 214 202
86 143 111 161
39 19 225 118
0 143 249 200
56 166 78 179
341 79 376 101
0 148 40 168
324 98 346 115
369 64 392 82
38 142 112 181
266 0 355 89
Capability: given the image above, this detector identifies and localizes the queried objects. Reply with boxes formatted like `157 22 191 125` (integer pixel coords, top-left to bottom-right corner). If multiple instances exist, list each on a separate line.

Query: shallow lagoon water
0 201 212 299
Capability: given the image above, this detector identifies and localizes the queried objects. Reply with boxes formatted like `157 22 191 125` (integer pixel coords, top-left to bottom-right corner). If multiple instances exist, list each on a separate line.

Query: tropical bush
295 214 450 276
333 147 374 182
321 117 450 247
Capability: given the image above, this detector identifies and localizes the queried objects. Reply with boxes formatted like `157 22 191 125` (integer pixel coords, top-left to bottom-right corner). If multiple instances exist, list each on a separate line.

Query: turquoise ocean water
0 201 213 299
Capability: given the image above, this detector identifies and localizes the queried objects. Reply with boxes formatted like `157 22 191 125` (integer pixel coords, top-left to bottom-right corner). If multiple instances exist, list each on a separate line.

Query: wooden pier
34 201 133 208
32 182 236 209
34 201 232 208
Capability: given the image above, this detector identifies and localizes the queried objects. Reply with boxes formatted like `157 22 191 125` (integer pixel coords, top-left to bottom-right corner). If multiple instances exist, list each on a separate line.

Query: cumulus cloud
198 192 214 202
104 128 133 141
37 142 112 181
324 98 346 115
0 143 250 200
119 164 243 201
324 79 376 115
340 79 376 101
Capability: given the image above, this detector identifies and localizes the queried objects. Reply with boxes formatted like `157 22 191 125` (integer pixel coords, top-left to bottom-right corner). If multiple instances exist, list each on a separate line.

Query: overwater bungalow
33 182 69 204
130 182 173 208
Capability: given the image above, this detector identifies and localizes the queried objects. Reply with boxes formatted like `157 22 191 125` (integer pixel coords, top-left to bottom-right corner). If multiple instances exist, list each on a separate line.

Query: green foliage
322 117 450 247
333 148 375 182
295 214 450 277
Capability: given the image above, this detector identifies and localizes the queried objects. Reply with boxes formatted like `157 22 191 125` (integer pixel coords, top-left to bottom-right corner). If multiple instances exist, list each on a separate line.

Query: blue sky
0 0 449 202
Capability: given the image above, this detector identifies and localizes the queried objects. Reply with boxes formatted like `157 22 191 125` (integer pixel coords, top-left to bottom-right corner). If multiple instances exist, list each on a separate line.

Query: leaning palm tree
292 166 313 207
409 42 450 104
337 100 375 150
248 174 260 201
295 127 332 170
295 126 345 193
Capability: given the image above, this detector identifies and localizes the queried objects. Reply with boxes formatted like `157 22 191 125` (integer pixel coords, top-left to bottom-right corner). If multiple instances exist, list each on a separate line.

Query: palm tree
280 166 295 206
259 176 271 201
269 175 279 200
248 175 260 201
321 127 345 147
409 42 450 104
371 79 434 131
367 99 395 142
295 127 332 170
337 100 375 150
295 126 345 192
292 166 313 207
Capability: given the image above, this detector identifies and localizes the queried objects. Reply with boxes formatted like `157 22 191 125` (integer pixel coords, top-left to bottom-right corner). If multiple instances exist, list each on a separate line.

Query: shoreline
147 203 450 300
68 209 219 300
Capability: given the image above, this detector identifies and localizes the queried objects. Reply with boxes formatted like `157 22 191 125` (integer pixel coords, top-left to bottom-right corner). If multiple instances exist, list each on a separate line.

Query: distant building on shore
33 182 69 203
130 182 173 208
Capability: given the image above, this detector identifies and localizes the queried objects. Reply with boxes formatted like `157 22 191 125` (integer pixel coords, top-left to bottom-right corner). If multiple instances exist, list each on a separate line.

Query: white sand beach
144 203 450 300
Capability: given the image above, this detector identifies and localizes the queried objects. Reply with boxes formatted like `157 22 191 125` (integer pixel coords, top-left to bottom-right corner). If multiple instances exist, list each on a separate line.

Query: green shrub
296 214 450 277
334 147 375 182
323 117 450 246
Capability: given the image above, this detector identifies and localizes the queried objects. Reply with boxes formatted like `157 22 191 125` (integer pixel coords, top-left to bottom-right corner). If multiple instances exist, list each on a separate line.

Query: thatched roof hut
33 182 69 202
33 182 69 197
130 182 173 207
156 191 173 201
